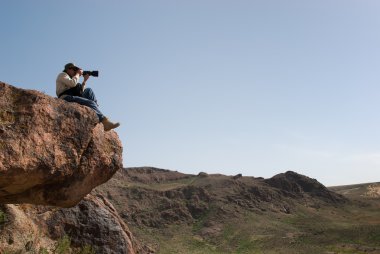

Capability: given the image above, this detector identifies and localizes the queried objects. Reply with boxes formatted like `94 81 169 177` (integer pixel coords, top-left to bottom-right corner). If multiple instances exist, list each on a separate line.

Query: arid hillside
96 167 380 254
1 166 379 253
330 182 380 199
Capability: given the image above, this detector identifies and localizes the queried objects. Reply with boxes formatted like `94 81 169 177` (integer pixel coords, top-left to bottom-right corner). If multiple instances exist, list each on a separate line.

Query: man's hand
76 69 84 76
83 74 90 82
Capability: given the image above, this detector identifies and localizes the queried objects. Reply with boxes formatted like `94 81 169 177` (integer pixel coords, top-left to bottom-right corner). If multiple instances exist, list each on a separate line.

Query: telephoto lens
83 70 99 77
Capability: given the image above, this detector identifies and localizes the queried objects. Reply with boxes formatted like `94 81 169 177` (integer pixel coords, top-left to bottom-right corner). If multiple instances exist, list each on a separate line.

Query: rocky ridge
101 168 346 225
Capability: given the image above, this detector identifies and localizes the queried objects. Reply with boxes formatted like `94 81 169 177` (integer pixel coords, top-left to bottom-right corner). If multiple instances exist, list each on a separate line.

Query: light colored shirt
56 72 80 97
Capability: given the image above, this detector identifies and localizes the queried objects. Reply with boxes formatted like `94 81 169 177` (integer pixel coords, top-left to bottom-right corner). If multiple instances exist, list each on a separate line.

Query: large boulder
0 82 122 207
45 194 143 254
0 194 143 254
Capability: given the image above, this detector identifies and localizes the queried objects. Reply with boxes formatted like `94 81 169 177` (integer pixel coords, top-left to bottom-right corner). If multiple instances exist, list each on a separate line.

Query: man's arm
81 74 90 92
58 72 81 88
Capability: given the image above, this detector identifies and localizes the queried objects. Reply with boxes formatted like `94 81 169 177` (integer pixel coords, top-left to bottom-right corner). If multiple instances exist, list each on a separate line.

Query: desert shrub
0 209 7 224
39 247 49 254
77 245 95 254
54 235 71 254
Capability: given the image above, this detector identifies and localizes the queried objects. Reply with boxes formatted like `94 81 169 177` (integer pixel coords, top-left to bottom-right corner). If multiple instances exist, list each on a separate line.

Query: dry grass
100 169 380 254
155 183 380 253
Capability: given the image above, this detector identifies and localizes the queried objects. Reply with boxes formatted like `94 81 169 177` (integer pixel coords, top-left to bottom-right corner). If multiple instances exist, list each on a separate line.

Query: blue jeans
63 88 105 121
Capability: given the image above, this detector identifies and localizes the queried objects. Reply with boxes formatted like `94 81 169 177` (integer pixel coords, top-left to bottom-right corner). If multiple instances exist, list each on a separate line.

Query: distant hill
329 182 380 199
95 167 380 253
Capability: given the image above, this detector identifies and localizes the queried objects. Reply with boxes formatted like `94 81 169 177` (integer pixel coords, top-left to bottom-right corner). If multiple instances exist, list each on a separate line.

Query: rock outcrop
0 82 122 207
265 171 346 203
0 194 143 254
46 194 139 253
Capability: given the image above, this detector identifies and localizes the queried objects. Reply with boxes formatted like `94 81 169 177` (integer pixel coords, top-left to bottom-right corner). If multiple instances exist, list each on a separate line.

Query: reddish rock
0 82 122 207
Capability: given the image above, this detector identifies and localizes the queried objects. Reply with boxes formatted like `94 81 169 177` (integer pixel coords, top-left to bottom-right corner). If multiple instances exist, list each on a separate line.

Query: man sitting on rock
56 63 120 131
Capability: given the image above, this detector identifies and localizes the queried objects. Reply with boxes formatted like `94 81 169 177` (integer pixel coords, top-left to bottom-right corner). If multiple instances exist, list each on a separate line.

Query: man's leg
63 95 120 131
64 95 104 121
82 88 98 105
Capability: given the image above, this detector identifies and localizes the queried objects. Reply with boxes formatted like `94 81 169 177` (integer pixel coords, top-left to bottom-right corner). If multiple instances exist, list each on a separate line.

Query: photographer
56 63 120 131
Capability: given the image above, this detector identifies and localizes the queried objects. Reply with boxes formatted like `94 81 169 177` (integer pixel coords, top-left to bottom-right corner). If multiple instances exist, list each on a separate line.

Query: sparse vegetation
51 235 97 254
1 168 378 253
39 247 49 254
99 168 380 254
125 176 198 191
36 247 49 254
0 208 7 225
54 235 71 254
76 245 96 254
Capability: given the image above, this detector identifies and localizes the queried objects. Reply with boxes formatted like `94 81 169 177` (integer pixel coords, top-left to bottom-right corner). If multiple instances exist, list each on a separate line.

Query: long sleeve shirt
56 72 80 98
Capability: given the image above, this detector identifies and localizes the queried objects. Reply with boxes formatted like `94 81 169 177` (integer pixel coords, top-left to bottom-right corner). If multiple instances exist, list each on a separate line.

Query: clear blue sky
1 0 380 186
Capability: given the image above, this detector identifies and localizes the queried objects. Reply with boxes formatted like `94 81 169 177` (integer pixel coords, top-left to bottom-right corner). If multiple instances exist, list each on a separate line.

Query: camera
72 66 99 77
83 70 99 77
